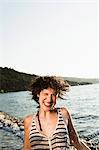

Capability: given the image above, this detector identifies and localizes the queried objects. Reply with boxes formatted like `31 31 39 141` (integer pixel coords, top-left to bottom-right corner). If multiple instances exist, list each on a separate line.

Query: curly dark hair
30 76 70 104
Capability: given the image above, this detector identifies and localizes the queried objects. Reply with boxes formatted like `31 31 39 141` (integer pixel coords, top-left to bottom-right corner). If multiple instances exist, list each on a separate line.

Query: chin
42 105 50 112
44 107 50 112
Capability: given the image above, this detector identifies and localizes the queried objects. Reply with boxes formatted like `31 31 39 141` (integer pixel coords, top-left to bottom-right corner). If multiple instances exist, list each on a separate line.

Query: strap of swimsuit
36 110 42 131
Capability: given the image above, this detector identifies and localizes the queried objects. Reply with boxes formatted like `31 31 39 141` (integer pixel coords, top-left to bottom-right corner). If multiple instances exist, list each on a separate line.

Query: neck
37 108 57 131
39 109 52 119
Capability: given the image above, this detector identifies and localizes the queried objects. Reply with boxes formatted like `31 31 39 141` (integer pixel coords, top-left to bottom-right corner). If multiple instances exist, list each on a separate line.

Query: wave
73 114 99 120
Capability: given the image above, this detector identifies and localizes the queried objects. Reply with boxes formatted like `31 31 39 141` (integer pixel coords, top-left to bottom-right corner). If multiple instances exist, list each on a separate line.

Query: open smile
44 103 51 107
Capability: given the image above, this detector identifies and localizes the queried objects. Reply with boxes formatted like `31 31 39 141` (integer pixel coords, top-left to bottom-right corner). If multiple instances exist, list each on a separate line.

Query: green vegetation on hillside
0 67 37 92
0 67 99 93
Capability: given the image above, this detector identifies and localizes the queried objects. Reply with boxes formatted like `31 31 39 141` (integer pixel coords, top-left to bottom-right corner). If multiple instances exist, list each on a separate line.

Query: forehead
41 88 56 93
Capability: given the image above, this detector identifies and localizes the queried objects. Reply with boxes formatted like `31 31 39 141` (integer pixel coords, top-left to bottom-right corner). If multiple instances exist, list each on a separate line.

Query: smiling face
37 88 57 112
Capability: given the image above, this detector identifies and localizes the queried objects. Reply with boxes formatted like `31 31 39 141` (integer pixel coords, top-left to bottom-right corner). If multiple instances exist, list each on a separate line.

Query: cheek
39 95 45 105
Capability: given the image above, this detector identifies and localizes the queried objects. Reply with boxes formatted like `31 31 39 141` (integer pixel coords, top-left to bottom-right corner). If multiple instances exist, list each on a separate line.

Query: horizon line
1 66 99 80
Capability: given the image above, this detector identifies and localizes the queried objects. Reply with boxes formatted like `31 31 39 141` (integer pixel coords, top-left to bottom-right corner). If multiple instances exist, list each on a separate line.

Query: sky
0 0 99 78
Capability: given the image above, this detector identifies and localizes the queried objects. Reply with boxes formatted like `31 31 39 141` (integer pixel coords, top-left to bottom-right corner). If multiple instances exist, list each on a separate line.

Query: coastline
1 67 99 93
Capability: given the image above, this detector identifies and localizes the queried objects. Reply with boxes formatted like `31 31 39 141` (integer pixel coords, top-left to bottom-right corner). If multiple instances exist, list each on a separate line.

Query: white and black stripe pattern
29 109 70 150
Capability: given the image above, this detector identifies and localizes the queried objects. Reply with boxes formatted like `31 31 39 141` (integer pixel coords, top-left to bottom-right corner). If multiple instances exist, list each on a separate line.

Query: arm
23 115 32 150
67 109 81 149
80 141 91 150
67 113 91 150
61 107 90 150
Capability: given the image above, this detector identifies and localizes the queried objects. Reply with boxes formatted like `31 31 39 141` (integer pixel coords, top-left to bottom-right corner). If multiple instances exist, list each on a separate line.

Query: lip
44 103 51 107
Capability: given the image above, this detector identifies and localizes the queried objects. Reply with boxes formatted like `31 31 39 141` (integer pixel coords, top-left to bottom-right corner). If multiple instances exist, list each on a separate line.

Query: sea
0 83 99 149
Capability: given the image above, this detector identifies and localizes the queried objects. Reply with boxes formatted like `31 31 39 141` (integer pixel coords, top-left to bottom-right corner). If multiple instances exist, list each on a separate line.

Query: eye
44 93 48 96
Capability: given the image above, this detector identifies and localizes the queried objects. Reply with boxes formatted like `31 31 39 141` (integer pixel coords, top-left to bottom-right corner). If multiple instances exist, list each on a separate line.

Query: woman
24 76 90 150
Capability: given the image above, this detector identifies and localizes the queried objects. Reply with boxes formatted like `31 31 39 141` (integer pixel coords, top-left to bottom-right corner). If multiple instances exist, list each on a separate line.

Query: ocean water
0 83 99 149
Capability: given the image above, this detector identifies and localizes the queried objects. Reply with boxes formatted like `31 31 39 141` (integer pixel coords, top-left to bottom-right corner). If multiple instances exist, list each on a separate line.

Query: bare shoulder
24 114 33 128
60 107 71 120
23 114 33 149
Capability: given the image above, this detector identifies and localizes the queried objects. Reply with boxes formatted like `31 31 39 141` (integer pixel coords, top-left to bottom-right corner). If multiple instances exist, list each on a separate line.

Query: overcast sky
0 0 99 78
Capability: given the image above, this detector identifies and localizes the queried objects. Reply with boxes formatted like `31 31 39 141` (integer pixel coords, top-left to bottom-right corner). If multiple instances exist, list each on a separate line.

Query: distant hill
0 67 99 92
62 76 99 86
0 67 37 92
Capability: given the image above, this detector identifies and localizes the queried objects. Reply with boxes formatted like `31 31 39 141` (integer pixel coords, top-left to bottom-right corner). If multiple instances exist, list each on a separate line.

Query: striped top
29 108 70 150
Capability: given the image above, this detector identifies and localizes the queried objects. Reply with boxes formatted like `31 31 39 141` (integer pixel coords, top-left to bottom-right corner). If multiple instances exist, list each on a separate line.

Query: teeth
44 103 50 107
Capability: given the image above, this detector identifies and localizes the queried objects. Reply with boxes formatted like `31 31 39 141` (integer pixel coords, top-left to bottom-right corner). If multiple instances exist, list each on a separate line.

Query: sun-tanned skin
24 87 90 150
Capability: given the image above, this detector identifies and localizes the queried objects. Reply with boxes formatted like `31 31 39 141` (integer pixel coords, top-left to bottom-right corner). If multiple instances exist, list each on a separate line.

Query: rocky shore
0 111 24 140
0 111 99 150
